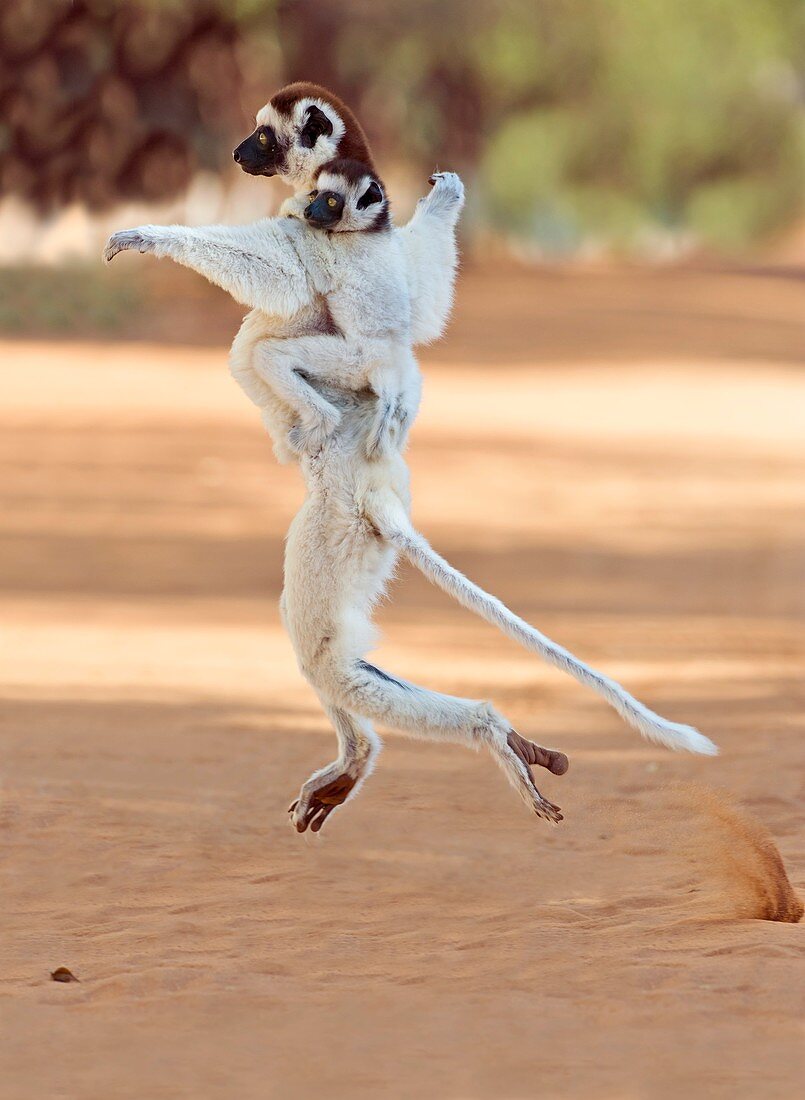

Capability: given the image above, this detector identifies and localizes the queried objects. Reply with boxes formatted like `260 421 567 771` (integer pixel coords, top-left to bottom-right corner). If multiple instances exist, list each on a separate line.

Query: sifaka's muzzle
232 127 284 176
304 191 345 228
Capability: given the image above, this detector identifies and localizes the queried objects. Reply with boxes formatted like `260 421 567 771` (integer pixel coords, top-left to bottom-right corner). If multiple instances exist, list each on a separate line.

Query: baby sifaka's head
302 158 389 234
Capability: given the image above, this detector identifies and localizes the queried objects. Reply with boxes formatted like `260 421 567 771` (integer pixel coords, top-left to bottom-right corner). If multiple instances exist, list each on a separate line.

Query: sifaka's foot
288 771 359 834
504 729 568 823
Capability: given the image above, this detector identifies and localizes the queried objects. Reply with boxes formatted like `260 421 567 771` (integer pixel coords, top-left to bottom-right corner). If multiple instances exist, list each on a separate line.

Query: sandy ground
1 267 804 1098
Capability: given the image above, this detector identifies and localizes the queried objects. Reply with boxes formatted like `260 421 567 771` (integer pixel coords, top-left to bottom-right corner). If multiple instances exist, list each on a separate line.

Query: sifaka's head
233 82 375 191
302 158 389 234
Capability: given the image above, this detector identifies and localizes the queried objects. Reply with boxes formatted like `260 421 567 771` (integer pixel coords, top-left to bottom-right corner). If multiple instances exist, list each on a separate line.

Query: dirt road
1 267 803 1097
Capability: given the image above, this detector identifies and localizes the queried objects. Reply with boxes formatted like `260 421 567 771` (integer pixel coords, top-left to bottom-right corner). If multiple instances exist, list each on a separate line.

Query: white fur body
104 173 714 831
230 172 465 463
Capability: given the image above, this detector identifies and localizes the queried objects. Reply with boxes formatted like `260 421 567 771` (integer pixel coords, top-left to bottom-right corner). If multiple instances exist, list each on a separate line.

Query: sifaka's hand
103 228 156 263
417 171 465 217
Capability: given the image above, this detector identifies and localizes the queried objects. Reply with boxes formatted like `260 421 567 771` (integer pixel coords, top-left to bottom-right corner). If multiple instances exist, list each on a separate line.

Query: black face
232 126 284 176
304 190 345 229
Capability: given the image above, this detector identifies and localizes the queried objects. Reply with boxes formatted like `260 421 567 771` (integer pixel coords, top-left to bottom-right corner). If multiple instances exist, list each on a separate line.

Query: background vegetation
1 0 804 255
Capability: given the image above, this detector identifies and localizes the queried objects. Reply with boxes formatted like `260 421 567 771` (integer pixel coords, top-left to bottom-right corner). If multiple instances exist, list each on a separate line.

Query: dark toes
309 804 337 833
316 774 358 807
536 801 563 823
289 798 319 832
289 771 357 834
295 801 322 833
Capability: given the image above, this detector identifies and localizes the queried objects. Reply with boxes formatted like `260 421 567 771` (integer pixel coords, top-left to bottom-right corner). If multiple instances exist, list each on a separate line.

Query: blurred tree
0 0 247 210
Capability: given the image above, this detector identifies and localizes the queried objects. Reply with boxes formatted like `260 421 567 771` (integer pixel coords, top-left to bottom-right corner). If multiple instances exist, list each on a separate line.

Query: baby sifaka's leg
251 334 397 455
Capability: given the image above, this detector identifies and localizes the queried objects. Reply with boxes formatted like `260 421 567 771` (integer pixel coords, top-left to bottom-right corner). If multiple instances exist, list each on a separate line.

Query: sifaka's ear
300 104 334 148
357 180 383 209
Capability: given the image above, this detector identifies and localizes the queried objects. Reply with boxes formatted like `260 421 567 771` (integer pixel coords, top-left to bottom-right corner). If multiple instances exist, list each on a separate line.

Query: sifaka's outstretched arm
104 219 314 319
364 490 718 757
399 171 465 347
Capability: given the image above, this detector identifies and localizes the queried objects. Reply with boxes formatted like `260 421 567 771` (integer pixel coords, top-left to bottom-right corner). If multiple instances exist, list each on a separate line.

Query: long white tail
373 503 716 755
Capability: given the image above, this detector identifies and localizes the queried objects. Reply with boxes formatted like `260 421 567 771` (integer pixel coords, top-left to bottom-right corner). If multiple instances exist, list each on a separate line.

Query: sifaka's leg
299 648 567 824
288 704 381 834
283 507 566 824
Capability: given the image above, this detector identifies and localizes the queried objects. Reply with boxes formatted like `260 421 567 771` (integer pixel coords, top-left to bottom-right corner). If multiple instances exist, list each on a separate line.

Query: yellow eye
327 196 337 208
308 190 318 199
258 131 268 146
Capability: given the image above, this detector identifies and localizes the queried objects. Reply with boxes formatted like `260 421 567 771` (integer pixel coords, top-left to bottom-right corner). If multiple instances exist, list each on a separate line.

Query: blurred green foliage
353 0 805 253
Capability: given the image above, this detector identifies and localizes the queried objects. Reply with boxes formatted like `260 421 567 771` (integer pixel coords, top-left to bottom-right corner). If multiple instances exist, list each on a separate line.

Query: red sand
1 267 803 1097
